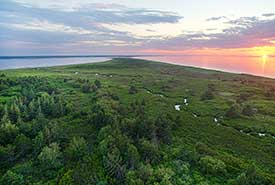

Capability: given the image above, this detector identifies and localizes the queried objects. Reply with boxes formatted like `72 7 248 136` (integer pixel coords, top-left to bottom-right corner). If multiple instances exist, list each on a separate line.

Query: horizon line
0 54 274 60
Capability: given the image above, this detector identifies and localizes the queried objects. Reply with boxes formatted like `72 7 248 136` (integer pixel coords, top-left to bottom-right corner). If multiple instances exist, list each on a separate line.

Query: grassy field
0 58 274 184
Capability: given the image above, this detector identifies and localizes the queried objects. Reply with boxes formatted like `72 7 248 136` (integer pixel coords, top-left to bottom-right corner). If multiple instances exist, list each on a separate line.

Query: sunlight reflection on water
138 55 275 78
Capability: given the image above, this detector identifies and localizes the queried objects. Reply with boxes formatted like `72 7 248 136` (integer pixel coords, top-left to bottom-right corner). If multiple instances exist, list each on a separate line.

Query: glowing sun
262 54 268 59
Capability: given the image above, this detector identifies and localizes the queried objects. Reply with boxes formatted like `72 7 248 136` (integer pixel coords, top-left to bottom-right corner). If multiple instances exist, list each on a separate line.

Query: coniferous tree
139 139 160 164
0 170 24 185
33 131 46 156
14 134 32 158
94 79 101 89
0 120 19 145
58 170 74 185
38 142 62 170
27 100 36 120
155 115 172 144
65 137 88 162
9 102 21 123
1 105 9 125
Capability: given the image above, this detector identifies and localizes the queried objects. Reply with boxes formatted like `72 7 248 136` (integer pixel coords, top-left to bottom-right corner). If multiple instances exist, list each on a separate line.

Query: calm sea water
1 55 275 78
137 55 275 79
0 57 110 70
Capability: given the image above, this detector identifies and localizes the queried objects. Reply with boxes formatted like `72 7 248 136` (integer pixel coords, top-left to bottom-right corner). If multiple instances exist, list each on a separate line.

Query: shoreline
1 57 274 80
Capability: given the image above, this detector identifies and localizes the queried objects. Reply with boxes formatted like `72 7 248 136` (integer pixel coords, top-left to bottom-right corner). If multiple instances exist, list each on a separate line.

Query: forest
0 58 274 185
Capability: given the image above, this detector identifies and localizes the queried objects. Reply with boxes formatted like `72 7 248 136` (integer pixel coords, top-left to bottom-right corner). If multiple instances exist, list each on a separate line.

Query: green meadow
0 58 274 184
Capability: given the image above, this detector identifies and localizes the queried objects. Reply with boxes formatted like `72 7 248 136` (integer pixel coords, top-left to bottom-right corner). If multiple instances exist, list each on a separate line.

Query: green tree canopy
38 142 62 170
65 136 88 161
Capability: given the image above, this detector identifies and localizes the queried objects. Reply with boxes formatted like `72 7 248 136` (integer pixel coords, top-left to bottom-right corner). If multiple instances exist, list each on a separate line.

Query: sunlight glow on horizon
143 46 275 58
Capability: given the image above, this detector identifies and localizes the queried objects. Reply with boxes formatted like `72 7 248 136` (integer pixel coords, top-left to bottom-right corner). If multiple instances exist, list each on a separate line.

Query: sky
1 0 275 56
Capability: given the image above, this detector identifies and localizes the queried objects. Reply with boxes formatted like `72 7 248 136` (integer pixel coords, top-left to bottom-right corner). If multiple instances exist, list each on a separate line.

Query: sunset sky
1 0 275 57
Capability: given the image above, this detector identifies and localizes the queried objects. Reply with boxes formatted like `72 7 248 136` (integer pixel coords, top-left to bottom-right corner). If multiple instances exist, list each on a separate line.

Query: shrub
195 142 215 156
81 83 92 93
94 79 101 88
129 86 138 94
242 104 256 116
226 103 241 118
199 156 227 175
201 84 215 100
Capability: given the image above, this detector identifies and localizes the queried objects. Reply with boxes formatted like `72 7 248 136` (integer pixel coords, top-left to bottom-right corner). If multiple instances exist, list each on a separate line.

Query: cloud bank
0 0 275 55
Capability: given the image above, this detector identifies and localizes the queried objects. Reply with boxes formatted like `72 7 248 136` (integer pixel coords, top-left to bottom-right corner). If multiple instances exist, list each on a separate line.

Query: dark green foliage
0 59 274 184
38 142 62 170
139 139 160 164
8 102 20 123
195 142 215 156
125 163 154 185
109 93 119 101
0 74 6 78
226 103 241 118
0 145 15 169
0 121 19 145
14 134 32 159
58 170 74 185
242 104 256 116
72 155 107 185
126 144 140 169
98 126 133 182
22 87 35 102
129 85 138 94
0 170 24 185
88 104 113 129
234 166 270 185
65 137 88 162
155 115 172 143
81 79 101 93
201 84 215 100
33 131 46 156
94 79 101 89
81 83 93 93
199 156 227 175
0 83 8 91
